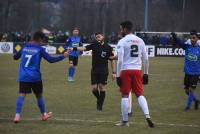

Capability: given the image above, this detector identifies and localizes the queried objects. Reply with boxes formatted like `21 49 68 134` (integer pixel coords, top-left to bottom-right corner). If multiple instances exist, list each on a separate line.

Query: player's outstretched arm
110 59 116 80
142 42 149 85
69 43 95 52
75 47 87 51
41 48 68 63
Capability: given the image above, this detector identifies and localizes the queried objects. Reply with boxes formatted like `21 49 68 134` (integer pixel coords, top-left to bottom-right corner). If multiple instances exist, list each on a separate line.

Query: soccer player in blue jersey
65 28 82 82
13 31 69 123
172 31 200 110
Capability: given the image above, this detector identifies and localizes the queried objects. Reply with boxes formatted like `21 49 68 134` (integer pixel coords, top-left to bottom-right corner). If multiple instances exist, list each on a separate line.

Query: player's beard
98 40 104 45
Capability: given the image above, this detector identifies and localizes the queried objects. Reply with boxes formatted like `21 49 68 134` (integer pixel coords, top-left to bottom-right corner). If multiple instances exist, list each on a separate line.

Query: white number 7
25 55 32 67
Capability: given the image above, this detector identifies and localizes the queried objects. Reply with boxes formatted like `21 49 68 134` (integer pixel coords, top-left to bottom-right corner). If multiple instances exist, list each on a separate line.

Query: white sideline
0 117 199 128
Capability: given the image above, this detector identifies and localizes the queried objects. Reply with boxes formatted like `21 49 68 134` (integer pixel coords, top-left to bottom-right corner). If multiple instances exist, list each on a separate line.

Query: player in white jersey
115 21 154 127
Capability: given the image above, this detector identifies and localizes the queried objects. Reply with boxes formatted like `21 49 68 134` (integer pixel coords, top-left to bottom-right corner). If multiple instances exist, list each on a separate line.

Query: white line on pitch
0 117 199 128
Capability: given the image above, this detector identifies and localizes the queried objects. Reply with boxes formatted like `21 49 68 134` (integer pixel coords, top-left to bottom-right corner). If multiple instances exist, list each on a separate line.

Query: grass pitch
0 55 200 134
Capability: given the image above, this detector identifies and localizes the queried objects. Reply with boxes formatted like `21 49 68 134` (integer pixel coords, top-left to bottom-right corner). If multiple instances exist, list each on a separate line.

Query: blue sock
37 97 46 114
71 67 75 78
68 67 73 77
186 92 194 108
68 67 75 78
16 96 25 114
191 93 198 101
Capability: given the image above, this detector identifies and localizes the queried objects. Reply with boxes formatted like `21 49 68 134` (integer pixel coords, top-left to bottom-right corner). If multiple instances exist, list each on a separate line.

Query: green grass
0 55 200 134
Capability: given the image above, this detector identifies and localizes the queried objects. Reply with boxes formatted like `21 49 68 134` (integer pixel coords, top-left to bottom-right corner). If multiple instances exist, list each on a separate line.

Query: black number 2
130 45 138 57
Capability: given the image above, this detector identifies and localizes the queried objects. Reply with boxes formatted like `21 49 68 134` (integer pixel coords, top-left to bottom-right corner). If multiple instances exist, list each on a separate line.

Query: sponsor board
146 45 155 57
44 45 57 54
2 42 185 57
0 42 13 54
155 46 185 57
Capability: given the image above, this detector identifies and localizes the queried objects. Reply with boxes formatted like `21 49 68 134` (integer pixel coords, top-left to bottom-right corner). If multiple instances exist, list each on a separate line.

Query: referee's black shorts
19 81 43 95
184 74 199 89
91 72 108 85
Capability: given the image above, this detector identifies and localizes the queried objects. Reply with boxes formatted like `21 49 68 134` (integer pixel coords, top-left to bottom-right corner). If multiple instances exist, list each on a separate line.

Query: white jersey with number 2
116 33 148 71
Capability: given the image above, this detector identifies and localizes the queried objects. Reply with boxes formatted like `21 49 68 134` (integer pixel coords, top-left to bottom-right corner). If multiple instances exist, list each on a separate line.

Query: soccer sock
186 92 194 108
37 97 46 114
191 92 198 101
128 92 132 114
137 96 150 119
16 96 25 114
92 90 100 100
99 91 106 107
68 66 74 78
71 67 75 78
121 98 129 122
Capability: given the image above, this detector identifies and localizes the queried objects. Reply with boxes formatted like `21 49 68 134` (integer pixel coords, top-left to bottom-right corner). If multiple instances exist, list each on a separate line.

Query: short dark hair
73 27 79 31
33 31 45 41
190 30 198 36
120 21 133 31
94 32 103 36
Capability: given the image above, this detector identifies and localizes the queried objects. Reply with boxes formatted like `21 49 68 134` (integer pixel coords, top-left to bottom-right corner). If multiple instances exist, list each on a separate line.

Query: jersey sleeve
85 44 94 51
109 46 114 56
141 40 149 74
116 40 124 77
41 47 64 63
108 46 114 60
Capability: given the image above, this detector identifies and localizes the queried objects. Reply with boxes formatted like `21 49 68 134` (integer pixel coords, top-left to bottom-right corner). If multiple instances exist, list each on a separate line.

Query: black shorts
69 56 78 66
91 72 108 85
184 74 199 89
19 81 43 94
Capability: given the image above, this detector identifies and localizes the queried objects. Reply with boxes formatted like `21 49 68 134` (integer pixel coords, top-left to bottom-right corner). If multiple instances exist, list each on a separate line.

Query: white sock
128 92 132 113
121 98 129 122
15 113 20 117
137 96 150 118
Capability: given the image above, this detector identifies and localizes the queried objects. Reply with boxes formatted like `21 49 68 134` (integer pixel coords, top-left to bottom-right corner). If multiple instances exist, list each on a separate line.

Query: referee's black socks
99 91 106 108
92 90 100 100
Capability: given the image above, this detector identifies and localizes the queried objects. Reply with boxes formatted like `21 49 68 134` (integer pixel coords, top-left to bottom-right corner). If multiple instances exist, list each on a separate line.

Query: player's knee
98 84 106 91
91 85 98 91
135 93 142 98
19 93 26 97
69 63 74 67
122 94 129 98
121 91 130 98
92 88 98 91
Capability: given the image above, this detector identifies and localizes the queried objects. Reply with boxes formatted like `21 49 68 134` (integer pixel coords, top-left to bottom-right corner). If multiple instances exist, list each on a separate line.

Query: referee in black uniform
70 32 116 111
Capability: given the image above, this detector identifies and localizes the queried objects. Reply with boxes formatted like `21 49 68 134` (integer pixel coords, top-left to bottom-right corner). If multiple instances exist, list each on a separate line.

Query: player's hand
63 51 69 58
143 74 148 85
67 47 73 51
116 77 121 87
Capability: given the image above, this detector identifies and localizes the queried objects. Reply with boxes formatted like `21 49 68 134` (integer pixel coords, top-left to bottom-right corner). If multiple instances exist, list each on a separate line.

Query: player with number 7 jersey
13 31 69 123
15 44 66 82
